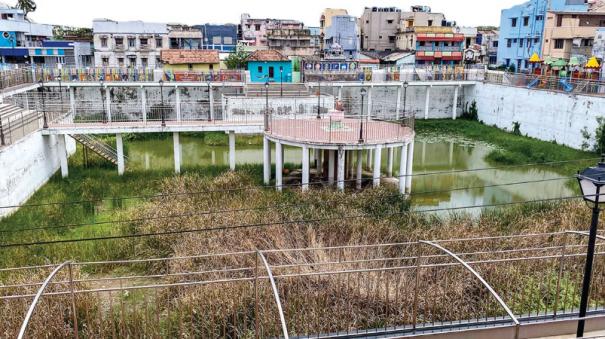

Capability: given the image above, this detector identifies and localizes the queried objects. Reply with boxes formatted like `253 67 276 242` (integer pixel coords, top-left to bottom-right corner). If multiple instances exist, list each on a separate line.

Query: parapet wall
0 132 76 218
466 83 604 150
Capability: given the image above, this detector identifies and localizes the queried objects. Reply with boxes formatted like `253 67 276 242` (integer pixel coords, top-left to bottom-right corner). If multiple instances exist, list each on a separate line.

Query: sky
26 0 521 28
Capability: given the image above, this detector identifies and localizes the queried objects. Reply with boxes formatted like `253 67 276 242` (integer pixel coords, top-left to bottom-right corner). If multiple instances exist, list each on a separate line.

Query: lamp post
359 88 367 143
159 79 165 127
264 81 270 132
207 80 212 122
39 79 48 129
280 68 283 97
576 158 605 337
100 80 106 124
403 81 409 119
316 81 321 119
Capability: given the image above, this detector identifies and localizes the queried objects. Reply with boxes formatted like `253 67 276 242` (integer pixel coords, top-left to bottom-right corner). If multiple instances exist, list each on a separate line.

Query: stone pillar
229 131 236 171
175 86 181 122
337 146 345 192
328 150 335 185
315 149 322 175
356 149 363 190
449 142 454 167
424 86 431 120
338 86 343 100
69 87 76 115
141 87 147 124
209 84 215 121
399 144 408 194
173 132 181 174
396 85 402 119
387 147 394 177
105 86 112 123
452 86 459 120
366 149 373 171
405 141 415 193
302 145 310 191
373 145 382 188
116 133 124 175
58 134 68 178
263 136 271 185
275 142 283 191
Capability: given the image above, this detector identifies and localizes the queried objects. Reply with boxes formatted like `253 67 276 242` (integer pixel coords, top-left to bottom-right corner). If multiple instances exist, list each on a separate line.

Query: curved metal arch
257 251 289 339
419 241 520 334
18 261 72 339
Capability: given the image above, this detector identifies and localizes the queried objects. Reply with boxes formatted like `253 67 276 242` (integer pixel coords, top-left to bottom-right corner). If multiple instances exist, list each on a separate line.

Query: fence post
412 254 421 332
553 233 568 318
254 252 259 339
68 262 79 339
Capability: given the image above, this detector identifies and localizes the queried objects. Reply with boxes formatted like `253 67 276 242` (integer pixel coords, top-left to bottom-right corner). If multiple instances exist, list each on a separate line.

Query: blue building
324 15 359 59
247 50 292 83
195 24 237 52
0 3 54 64
497 0 588 71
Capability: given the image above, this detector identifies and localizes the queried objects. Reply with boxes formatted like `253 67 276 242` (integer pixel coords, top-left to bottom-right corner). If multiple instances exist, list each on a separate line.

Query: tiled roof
247 50 289 62
161 49 220 64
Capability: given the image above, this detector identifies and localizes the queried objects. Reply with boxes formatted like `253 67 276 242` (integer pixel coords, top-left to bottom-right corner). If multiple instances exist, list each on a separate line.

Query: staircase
245 83 310 97
0 103 39 145
70 134 126 165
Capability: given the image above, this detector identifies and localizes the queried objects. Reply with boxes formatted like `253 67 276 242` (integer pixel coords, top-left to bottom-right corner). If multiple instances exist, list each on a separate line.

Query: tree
16 0 36 18
224 50 249 70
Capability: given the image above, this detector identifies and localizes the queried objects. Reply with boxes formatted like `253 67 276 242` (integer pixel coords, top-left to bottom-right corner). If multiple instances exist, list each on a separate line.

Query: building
160 49 220 72
239 14 315 56
360 7 402 52
319 8 349 51
167 24 202 50
497 0 589 71
195 24 237 52
309 26 321 49
0 2 54 64
396 6 448 51
247 50 292 83
542 9 605 62
93 19 169 68
323 15 359 59
415 27 464 66
594 27 605 60
33 40 93 67
477 30 499 66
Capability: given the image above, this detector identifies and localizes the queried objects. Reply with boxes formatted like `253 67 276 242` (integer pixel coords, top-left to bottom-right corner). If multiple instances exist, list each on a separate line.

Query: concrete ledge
41 123 264 135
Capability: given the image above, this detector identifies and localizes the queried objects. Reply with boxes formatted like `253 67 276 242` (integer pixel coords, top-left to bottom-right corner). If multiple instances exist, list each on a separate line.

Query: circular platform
265 116 414 148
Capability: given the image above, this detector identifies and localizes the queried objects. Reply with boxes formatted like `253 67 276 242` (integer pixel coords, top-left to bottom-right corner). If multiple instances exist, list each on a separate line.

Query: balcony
416 46 462 52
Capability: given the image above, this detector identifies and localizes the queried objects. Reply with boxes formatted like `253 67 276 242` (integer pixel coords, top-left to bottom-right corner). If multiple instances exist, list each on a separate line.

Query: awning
529 52 542 63
0 48 29 57
586 56 601 69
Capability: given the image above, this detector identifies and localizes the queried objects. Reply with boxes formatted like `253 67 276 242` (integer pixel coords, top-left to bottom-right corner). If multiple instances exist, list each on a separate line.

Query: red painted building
415 32 464 65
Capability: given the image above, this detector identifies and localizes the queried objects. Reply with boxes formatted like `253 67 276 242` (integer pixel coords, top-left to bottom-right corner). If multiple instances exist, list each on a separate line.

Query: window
511 18 517 27
128 56 137 67
188 63 193 71
557 15 563 27
255 24 261 31
493 41 499 47
212 36 222 44
209 64 214 70
140 38 148 46
599 20 605 27
115 37 124 47
128 38 136 47
379 35 383 39
519 38 524 47
554 39 564 49
523 16 529 26
257 66 262 73
536 15 544 21
534 37 540 44
141 57 148 68
507 39 512 48
582 39 593 47
156 38 163 48
224 37 233 44
505 58 510 66
387 19 394 24
102 57 109 66
428 20 433 26
118 57 124 66
389 36 396 43
101 37 108 48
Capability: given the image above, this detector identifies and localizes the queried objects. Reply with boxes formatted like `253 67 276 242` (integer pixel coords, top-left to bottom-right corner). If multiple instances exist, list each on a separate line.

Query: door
268 66 274 80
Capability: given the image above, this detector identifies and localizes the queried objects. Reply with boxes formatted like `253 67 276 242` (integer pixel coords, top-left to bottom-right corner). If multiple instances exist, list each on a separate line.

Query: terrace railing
1 232 604 338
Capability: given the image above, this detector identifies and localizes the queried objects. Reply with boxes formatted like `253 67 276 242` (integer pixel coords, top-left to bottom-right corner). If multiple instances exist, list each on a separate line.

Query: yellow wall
164 63 221 72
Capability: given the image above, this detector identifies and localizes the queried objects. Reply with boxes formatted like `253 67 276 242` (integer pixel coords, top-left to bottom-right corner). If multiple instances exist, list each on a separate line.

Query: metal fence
484 71 605 96
1 231 603 338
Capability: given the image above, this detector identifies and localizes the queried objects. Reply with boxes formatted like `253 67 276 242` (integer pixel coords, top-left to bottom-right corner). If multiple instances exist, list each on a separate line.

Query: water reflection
126 136 574 213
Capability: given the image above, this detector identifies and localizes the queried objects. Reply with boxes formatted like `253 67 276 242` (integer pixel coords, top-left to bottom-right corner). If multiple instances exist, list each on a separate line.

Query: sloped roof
247 50 289 62
161 49 220 64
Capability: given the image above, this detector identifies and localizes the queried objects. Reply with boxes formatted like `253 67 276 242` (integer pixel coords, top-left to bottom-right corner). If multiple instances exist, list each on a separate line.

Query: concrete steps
245 83 310 97
70 134 126 166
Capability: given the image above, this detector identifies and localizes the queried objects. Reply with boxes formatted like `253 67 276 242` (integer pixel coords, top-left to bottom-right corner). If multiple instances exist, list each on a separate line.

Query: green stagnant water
125 135 575 213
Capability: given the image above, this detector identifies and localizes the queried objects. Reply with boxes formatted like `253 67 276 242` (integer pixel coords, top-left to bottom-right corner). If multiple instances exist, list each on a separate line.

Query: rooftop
247 50 289 62
160 49 220 64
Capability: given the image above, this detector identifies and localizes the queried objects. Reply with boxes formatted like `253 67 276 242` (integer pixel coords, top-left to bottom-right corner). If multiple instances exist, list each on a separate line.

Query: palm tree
16 0 37 18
